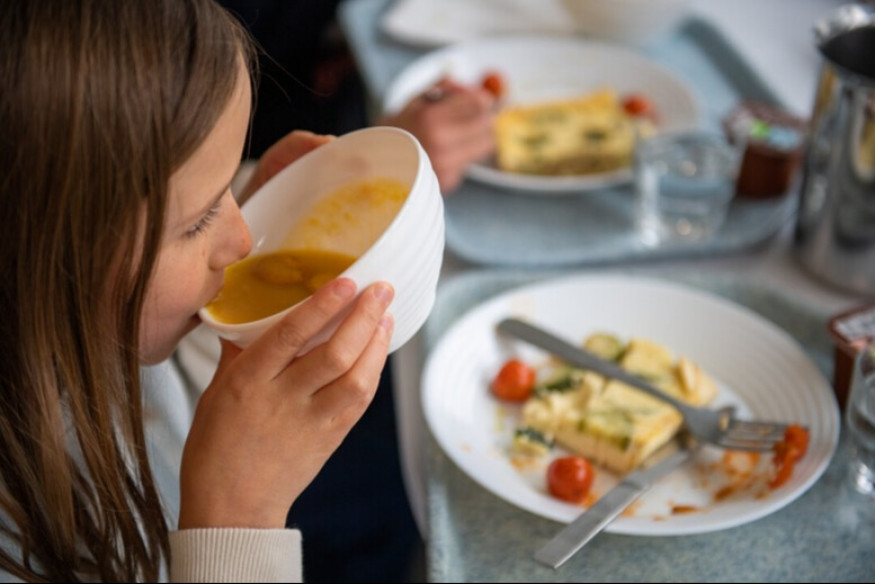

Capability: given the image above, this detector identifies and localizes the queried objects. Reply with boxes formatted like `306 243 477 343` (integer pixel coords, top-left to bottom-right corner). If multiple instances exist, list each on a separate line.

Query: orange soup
205 249 356 324
205 176 409 325
280 177 409 256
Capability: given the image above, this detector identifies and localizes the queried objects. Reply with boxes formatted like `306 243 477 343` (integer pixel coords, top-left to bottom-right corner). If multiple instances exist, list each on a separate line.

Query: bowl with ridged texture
199 126 445 354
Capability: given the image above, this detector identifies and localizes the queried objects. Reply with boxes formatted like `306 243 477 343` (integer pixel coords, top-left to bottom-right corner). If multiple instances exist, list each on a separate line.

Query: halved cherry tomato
768 424 810 489
490 358 536 402
547 456 595 503
621 93 654 118
480 71 505 99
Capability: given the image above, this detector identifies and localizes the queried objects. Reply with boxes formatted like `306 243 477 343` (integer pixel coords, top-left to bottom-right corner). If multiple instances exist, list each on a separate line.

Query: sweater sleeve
169 528 302 583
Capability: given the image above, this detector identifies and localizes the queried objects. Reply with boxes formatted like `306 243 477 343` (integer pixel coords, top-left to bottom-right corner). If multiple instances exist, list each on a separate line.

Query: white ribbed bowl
198 126 445 354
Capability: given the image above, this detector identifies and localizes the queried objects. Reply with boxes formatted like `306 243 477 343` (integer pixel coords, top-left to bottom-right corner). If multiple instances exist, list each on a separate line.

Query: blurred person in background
221 0 496 194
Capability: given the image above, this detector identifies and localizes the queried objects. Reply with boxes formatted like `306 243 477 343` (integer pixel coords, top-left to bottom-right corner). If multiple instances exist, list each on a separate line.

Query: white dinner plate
383 36 700 194
421 274 839 535
380 0 576 49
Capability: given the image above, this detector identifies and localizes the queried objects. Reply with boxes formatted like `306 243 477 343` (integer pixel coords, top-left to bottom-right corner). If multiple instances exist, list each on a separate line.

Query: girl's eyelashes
185 201 221 238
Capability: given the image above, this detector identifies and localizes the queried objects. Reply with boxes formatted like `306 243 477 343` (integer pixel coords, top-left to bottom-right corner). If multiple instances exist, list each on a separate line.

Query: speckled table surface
421 269 873 583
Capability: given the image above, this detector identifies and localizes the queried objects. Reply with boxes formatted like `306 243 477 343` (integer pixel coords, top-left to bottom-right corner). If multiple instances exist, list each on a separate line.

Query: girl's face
139 64 253 364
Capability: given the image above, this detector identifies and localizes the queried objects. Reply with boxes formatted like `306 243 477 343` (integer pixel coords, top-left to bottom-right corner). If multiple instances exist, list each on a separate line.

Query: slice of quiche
516 333 718 474
494 89 650 177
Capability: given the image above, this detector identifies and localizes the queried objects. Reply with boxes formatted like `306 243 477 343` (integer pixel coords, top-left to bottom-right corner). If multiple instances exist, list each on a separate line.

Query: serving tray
340 1 800 268
436 17 798 268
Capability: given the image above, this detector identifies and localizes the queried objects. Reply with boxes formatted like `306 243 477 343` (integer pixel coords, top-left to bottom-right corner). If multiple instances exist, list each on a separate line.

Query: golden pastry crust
494 89 650 176
518 334 718 474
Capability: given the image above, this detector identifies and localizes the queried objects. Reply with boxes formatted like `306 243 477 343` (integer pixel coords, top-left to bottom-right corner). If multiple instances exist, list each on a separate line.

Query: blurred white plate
421 274 839 534
383 36 700 194
381 0 575 48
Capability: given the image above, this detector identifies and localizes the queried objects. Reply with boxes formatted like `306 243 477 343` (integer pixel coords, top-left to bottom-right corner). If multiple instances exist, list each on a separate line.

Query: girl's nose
213 198 252 269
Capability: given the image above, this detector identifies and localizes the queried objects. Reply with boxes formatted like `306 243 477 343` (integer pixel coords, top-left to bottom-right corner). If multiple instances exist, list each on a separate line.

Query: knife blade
534 444 694 569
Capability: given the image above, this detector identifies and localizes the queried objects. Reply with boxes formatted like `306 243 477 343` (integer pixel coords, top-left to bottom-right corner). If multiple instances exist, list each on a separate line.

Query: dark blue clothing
220 0 368 157
285 358 421 583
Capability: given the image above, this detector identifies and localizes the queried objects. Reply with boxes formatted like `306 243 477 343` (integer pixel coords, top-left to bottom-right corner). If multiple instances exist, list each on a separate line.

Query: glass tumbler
635 131 741 246
846 339 875 495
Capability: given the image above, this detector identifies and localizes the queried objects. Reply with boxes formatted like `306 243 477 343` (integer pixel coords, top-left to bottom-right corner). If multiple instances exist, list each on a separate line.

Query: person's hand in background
379 78 498 194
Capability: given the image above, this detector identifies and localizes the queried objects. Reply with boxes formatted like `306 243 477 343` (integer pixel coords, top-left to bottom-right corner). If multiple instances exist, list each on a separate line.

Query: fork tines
718 419 794 451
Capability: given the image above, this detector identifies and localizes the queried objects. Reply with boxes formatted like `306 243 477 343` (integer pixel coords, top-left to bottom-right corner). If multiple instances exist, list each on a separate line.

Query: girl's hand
380 78 497 194
177 278 394 529
238 130 334 204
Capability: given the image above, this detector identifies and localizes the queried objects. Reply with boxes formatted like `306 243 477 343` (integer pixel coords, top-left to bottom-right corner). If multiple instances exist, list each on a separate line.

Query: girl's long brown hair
0 1 254 580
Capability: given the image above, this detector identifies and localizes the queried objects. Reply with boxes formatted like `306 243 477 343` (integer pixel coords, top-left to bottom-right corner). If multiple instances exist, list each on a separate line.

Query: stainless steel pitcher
794 3 875 294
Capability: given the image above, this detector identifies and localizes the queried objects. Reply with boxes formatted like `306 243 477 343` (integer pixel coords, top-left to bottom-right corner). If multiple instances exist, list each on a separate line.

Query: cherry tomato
769 451 795 489
783 424 810 456
490 358 536 402
768 424 809 489
480 71 505 99
547 456 595 503
621 93 654 118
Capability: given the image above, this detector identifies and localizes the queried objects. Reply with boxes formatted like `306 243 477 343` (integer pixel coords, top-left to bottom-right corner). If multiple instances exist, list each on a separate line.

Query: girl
0 0 393 581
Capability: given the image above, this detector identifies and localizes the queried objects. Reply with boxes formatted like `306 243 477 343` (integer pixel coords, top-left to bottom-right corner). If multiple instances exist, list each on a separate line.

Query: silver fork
497 317 796 452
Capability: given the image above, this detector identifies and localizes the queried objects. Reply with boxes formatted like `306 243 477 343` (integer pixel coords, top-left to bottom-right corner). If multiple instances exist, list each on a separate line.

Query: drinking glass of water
847 339 875 495
635 131 741 246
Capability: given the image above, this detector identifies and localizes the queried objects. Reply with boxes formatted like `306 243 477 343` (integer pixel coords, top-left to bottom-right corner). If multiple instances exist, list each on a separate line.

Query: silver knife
534 445 694 569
